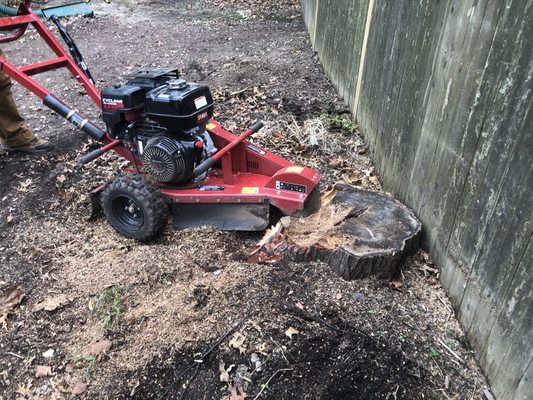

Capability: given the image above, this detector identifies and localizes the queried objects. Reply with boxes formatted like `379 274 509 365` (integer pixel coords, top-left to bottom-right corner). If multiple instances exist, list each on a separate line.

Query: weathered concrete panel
301 0 533 398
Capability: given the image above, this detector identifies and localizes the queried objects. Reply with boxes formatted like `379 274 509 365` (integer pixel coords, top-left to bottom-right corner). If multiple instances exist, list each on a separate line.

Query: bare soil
1 1 490 399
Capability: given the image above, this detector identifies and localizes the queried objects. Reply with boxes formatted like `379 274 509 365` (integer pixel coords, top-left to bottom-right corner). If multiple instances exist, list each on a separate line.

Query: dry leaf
16 380 34 397
89 339 112 356
224 383 247 400
72 381 87 396
0 287 25 329
35 365 52 378
229 332 247 354
285 326 299 339
295 302 305 310
6 214 13 223
16 178 33 192
219 360 235 383
34 294 73 312
388 281 404 291
255 342 270 355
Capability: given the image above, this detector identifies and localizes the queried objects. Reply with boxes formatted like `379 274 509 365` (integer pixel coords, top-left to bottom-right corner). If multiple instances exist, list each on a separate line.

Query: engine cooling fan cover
142 136 191 183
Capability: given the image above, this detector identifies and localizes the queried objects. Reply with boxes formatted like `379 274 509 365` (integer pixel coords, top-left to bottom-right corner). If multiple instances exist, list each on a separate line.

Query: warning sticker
194 95 208 109
242 187 259 194
285 166 304 173
206 122 217 130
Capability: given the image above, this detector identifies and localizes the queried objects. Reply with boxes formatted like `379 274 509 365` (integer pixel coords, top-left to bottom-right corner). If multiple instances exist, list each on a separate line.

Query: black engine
101 68 216 184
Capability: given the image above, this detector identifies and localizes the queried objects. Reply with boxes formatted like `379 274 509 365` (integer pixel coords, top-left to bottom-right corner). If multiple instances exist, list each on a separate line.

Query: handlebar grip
250 121 264 132
79 148 104 165
193 157 216 177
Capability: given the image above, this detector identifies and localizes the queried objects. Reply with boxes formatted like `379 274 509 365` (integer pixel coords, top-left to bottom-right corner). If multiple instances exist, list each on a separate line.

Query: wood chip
34 294 73 312
35 365 52 378
89 339 112 356
72 381 87 396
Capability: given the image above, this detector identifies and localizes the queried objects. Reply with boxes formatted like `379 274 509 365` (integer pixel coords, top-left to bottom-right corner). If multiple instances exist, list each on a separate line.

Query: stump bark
250 184 422 280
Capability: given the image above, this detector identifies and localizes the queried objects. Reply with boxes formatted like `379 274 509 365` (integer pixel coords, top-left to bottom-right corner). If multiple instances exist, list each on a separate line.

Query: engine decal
197 111 209 123
102 98 124 110
276 181 307 193
242 187 259 194
194 95 208 109
206 122 217 130
246 144 266 156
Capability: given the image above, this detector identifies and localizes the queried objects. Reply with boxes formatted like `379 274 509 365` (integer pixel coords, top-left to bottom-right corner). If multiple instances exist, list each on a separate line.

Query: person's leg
0 50 53 152
0 71 36 147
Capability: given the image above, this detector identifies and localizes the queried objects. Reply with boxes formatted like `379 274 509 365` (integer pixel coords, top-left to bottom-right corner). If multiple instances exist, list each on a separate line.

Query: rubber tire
101 174 168 241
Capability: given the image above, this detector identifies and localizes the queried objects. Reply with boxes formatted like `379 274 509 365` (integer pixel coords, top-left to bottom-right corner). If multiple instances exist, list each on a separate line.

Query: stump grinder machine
0 1 321 241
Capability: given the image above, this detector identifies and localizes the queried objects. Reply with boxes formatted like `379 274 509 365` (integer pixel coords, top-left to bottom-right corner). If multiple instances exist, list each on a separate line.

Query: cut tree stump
250 184 422 280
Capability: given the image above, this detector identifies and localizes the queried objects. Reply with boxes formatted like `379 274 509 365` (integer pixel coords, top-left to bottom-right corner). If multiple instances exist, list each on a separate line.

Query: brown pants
0 48 34 147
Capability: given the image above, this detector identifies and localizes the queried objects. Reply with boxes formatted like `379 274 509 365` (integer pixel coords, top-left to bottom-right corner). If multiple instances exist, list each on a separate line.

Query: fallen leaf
229 332 247 354
6 215 13 223
0 287 25 329
224 383 247 400
72 381 87 396
35 365 52 378
285 326 299 339
388 281 404 291
255 342 270 355
219 360 231 383
295 302 305 310
16 178 33 192
89 339 112 356
16 380 34 397
34 294 73 312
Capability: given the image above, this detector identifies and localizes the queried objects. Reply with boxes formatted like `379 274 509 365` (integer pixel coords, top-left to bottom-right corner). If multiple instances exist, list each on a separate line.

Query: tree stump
250 184 422 280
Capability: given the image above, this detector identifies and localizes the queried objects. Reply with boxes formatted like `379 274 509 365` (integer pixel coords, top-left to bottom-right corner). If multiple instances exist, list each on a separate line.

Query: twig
178 363 200 400
437 294 453 314
5 352 24 359
438 339 466 366
230 86 253 96
252 368 293 400
270 337 290 364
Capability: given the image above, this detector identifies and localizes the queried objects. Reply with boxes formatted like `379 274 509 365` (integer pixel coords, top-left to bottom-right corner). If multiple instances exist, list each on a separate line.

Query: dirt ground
1 1 491 399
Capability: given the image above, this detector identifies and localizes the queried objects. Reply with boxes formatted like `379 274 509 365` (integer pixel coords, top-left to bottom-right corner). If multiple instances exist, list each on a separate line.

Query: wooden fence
301 1 532 398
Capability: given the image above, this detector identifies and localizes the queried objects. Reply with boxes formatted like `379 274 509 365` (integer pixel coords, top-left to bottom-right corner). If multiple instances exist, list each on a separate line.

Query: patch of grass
92 286 124 328
77 354 96 381
321 114 359 134
429 347 439 358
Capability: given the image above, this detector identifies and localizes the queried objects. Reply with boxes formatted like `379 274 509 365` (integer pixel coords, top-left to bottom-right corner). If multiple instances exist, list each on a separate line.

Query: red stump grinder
0 1 321 240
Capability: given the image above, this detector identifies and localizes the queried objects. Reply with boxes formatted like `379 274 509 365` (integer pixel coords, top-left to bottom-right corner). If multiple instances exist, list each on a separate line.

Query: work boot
1 136 54 154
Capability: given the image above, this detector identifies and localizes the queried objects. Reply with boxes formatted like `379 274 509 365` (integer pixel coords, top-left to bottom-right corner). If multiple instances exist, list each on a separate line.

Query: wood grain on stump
250 184 422 280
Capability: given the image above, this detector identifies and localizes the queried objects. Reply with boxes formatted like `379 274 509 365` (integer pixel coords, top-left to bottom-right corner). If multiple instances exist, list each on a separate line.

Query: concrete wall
301 1 532 399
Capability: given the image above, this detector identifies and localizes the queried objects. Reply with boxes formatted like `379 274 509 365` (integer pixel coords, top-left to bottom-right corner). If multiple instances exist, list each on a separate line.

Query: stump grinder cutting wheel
0 1 321 241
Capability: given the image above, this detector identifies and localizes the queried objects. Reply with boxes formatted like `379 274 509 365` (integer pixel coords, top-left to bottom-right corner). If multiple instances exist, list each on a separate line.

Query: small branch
438 338 466 366
436 294 453 314
270 337 290 365
253 368 293 400
5 352 24 359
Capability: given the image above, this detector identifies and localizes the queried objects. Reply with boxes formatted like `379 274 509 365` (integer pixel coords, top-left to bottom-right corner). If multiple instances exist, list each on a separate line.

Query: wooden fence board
301 0 533 398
